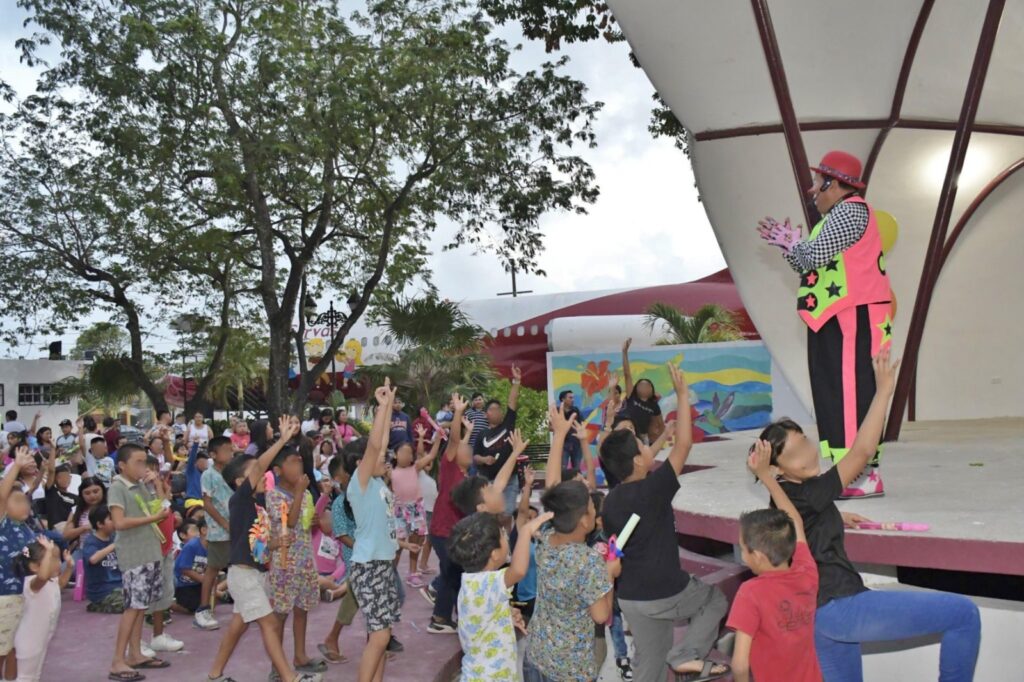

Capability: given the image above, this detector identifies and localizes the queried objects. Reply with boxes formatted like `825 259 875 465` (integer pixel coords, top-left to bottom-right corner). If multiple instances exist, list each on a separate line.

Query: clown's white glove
757 217 801 252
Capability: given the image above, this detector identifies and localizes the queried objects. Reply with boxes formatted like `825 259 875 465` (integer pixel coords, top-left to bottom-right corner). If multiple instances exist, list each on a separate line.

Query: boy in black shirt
472 365 522 518
601 363 728 682
205 417 321 682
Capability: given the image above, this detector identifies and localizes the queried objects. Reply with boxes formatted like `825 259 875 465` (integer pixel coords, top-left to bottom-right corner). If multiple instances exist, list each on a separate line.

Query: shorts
0 595 24 655
335 580 359 626
227 565 273 624
86 589 125 614
207 540 231 570
269 561 319 614
349 561 400 632
394 500 427 540
123 561 164 611
174 584 202 613
147 554 175 613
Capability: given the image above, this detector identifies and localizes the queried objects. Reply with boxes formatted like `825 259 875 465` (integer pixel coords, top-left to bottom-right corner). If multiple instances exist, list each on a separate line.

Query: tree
52 357 142 416
485 377 549 442
0 94 244 414
644 302 743 345
358 297 496 413
481 0 688 150
14 0 601 417
70 322 129 360
202 328 268 413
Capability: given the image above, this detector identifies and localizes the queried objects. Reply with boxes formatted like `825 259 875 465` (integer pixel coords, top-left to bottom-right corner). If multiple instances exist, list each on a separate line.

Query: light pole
304 295 356 393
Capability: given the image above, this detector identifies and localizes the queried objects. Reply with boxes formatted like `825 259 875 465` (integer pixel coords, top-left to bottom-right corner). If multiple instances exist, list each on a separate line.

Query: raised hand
511 364 522 382
451 393 467 413
278 416 298 442
509 429 529 455
622 338 631 353
573 420 590 441
414 423 427 439
523 510 553 536
668 361 688 397
522 466 535 491
14 446 33 470
747 439 773 479
873 347 900 397
374 379 393 406
758 216 801 252
461 416 473 434
548 404 575 438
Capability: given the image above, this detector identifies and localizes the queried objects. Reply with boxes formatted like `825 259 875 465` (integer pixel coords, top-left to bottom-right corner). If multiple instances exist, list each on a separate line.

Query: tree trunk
266 326 292 419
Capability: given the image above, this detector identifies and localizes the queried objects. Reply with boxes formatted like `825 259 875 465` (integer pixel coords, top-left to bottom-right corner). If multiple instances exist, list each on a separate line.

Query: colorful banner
546 341 773 441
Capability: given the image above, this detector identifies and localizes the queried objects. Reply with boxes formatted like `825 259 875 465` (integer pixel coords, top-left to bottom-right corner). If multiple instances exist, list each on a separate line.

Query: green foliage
70 323 129 360
202 329 269 411
485 379 549 442
643 302 743 345
51 357 141 415
9 0 602 417
358 296 495 412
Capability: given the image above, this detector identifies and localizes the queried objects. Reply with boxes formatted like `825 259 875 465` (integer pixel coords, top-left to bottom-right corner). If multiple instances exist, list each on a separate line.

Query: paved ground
43 554 462 682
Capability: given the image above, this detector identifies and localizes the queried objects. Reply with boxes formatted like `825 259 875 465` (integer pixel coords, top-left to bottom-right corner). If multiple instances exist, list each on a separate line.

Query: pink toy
854 522 930 532
419 408 447 439
264 471 276 492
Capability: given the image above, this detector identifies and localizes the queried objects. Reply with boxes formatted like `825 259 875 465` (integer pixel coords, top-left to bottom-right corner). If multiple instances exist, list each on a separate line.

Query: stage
671 418 1024 577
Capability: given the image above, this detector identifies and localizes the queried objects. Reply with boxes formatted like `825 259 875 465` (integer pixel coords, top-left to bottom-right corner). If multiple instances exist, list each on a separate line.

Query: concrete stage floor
671 418 1024 575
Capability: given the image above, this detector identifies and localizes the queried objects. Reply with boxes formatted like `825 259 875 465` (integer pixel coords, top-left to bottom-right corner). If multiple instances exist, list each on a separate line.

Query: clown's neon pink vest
797 196 892 331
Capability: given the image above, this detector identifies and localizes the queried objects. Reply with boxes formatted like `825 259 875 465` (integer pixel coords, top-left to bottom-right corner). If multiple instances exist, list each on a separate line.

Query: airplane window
373 336 379 346
361 337 367 346
530 325 539 336
517 326 525 337
503 327 511 337
384 336 392 346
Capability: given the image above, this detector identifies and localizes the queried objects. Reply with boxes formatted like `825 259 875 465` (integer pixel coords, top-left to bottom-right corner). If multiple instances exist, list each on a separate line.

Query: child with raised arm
348 380 401 682
600 363 729 682
205 417 320 682
0 447 39 679
757 350 980 681
448 508 553 681
12 536 74 681
392 426 442 589
424 395 474 634
728 440 822 682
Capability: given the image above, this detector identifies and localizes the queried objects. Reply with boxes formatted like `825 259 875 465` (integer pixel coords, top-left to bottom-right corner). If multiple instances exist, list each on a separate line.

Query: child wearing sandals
0 447 40 680
205 417 321 682
348 381 402 682
319 449 359 665
107 443 174 681
13 536 74 681
266 448 325 677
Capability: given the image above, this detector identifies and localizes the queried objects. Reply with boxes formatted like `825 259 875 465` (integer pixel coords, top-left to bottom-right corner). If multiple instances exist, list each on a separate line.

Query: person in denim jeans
758 350 980 682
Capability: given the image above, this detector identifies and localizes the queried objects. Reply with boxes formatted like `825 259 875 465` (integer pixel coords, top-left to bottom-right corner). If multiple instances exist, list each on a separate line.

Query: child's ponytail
12 541 46 579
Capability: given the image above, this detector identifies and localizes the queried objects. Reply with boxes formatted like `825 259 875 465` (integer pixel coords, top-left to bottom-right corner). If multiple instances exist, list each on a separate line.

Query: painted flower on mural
580 360 611 398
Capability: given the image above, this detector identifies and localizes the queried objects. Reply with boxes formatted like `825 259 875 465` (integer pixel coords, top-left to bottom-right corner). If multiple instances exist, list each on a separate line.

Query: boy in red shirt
727 440 823 682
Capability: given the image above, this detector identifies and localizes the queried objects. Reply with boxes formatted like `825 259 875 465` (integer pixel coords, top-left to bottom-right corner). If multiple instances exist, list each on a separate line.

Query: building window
17 384 68 406
0 385 4 406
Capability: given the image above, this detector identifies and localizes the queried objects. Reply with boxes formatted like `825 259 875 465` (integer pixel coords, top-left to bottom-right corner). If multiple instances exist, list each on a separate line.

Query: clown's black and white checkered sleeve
783 200 869 272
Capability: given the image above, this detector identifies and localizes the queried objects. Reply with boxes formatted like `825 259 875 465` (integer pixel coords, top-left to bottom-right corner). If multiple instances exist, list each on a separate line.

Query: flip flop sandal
108 673 146 682
317 643 349 664
672 660 730 682
295 658 327 674
131 658 171 670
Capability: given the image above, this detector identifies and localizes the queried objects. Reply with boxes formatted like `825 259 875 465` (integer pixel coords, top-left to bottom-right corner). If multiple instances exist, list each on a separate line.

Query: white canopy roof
608 0 1024 424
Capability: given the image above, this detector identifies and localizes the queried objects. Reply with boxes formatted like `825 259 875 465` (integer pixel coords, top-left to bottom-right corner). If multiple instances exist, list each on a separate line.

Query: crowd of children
0 341 984 682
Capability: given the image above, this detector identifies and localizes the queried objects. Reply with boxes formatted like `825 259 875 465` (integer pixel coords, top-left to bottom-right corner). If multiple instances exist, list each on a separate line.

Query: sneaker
386 635 404 653
419 584 436 606
149 633 185 652
426 617 457 634
140 642 156 659
616 657 634 681
840 467 884 499
194 609 220 630
405 573 426 589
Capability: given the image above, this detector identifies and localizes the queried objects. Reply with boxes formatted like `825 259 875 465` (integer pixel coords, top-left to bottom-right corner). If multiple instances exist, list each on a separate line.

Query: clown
759 151 893 498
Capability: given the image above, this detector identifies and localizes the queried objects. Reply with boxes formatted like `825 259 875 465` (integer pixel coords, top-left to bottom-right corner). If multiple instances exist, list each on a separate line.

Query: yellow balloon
876 210 898 254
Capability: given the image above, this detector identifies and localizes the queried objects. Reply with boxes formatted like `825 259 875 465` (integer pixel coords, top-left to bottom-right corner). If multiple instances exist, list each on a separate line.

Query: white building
0 359 85 433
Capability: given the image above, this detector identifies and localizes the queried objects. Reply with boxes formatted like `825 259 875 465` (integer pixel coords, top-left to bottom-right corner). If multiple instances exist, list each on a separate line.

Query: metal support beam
885 0 1005 441
750 0 819 228
862 0 935 188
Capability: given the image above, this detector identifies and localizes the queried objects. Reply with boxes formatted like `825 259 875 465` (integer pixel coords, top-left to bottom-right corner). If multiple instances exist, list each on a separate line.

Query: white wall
0 359 84 432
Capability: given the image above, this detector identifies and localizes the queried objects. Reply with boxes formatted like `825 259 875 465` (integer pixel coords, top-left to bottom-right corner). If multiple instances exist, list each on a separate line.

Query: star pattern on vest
804 294 817 310
826 282 842 298
825 258 839 271
806 271 818 286
877 313 894 343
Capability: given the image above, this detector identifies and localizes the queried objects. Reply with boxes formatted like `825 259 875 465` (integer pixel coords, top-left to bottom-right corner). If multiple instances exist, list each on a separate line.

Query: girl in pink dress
13 537 74 682
391 427 443 589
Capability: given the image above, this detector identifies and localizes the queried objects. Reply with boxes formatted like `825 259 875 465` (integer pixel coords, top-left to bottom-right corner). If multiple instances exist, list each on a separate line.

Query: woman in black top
621 338 664 444
756 350 980 682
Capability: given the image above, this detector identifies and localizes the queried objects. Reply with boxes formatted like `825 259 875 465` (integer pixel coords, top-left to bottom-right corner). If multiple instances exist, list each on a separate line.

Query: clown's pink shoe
840 467 884 498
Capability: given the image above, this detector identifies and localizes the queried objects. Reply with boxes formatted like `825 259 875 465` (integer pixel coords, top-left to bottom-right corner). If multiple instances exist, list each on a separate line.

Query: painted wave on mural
548 342 773 439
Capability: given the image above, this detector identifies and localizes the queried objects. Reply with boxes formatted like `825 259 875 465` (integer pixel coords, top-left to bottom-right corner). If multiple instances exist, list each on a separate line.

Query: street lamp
304 294 357 390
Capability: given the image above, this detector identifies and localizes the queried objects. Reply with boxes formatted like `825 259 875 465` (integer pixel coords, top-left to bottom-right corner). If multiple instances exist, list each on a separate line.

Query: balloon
890 288 897 319
876 210 898 254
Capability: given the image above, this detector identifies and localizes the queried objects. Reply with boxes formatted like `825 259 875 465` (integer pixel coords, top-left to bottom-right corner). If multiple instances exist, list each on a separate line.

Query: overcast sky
0 5 725 356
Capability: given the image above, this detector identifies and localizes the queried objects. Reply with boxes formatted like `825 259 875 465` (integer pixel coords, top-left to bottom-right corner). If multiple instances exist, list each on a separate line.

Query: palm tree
203 329 269 413
52 357 142 416
643 302 743 345
359 296 495 411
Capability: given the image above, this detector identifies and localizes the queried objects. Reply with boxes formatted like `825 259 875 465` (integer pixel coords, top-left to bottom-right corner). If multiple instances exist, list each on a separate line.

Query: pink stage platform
671 418 1024 576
